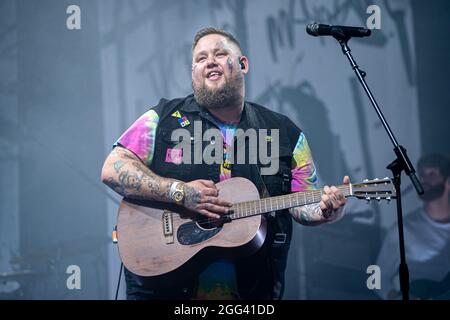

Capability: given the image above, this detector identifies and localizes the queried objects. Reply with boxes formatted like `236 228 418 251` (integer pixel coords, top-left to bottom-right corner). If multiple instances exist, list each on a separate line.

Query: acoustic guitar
116 177 395 287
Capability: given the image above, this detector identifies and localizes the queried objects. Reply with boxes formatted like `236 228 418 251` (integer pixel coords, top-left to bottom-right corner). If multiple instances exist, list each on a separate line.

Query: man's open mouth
206 71 223 81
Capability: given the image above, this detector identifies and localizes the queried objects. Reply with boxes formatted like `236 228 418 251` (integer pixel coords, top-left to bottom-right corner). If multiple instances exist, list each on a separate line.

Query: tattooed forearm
290 203 324 226
129 162 171 201
101 147 175 202
289 203 344 226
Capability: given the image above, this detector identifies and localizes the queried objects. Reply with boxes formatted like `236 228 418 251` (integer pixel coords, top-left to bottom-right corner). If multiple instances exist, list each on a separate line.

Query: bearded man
101 27 349 300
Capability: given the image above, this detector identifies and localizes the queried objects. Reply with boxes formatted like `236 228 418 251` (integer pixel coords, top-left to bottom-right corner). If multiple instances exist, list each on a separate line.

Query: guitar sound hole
195 216 224 230
177 217 223 245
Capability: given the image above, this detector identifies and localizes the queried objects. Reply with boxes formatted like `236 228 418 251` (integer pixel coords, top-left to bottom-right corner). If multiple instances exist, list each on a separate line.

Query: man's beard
193 73 243 110
420 182 446 202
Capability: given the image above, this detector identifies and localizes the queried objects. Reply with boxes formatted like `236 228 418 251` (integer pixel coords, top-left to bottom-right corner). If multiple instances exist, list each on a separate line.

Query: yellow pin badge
171 110 182 118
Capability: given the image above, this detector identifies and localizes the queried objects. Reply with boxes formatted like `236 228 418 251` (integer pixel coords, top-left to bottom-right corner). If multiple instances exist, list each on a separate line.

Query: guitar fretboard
228 185 351 219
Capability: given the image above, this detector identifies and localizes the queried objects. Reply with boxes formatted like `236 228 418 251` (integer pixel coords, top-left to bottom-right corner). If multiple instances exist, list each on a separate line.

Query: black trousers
124 267 199 300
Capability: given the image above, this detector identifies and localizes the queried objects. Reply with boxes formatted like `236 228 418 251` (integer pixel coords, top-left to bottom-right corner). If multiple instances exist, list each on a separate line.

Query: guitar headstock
351 178 396 202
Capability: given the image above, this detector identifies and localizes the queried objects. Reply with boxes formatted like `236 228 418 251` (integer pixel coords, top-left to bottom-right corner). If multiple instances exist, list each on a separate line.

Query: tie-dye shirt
290 132 318 192
114 109 159 167
218 123 238 181
114 108 318 299
114 109 318 193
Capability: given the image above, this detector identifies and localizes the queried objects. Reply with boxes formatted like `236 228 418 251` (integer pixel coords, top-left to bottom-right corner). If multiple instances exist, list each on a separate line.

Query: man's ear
239 56 249 74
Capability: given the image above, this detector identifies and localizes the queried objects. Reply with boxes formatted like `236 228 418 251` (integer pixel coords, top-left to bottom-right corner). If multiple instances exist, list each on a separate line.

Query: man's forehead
193 34 239 54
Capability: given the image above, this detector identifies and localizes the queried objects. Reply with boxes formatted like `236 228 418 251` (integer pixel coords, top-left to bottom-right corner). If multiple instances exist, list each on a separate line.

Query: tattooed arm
101 146 175 202
290 203 344 226
101 146 231 218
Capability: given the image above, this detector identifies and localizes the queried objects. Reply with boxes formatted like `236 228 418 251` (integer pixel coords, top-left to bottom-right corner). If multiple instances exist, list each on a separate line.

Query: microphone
306 22 371 39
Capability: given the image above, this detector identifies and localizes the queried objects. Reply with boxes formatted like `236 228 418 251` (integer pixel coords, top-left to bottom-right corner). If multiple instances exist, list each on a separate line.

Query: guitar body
116 177 266 287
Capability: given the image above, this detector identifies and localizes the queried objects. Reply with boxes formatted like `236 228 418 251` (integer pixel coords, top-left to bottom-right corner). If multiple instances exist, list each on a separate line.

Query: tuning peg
366 196 371 203
376 197 381 202
386 197 391 203
363 179 369 182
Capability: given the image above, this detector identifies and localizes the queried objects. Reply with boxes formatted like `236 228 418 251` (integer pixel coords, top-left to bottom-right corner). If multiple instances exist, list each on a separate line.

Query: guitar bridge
162 210 174 244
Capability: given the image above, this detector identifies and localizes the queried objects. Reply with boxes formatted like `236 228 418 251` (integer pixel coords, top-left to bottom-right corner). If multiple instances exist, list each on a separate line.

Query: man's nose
206 56 218 67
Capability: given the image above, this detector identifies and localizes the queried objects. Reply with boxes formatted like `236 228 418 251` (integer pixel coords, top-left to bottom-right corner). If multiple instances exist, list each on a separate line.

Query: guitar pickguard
177 220 222 245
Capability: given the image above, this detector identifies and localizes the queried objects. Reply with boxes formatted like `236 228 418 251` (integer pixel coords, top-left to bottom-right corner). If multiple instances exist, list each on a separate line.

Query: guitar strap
243 103 292 299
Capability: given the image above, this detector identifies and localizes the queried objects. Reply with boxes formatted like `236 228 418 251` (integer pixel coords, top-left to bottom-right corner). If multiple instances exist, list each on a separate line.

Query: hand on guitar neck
319 175 350 219
290 175 350 225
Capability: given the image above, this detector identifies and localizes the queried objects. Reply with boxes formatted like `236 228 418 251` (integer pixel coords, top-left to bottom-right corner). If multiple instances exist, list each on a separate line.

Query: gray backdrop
0 0 448 299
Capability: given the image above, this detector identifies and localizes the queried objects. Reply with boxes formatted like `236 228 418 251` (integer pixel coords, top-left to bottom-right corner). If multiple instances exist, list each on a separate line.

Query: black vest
148 94 302 299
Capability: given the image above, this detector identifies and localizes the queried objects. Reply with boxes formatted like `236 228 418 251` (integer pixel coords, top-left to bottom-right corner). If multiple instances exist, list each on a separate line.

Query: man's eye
197 57 206 62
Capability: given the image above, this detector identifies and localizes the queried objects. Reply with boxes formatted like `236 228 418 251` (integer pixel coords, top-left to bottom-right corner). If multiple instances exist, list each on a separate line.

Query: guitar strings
168 185 351 227
169 186 350 225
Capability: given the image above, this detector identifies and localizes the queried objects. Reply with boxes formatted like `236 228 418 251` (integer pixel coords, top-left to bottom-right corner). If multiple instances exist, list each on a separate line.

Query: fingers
185 180 233 219
199 188 233 207
197 186 232 219
201 187 219 198
330 186 346 203
197 210 221 220
343 175 350 184
320 185 347 213
196 203 230 219
319 195 333 213
197 180 217 188
198 202 230 214
200 196 233 207
197 209 220 220
198 182 232 207
197 194 233 220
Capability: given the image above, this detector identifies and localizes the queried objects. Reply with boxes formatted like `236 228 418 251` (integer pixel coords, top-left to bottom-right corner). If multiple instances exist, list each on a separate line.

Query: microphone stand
333 34 424 301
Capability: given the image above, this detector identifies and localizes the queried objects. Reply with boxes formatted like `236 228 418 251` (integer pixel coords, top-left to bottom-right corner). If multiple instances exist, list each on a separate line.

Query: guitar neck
228 184 351 220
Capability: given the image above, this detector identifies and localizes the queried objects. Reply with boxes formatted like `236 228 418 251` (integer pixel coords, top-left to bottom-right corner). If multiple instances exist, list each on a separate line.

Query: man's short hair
192 27 242 53
418 153 450 179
